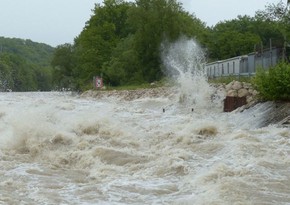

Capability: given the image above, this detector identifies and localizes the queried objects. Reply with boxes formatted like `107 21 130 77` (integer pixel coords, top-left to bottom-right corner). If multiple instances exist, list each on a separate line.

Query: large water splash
162 36 216 110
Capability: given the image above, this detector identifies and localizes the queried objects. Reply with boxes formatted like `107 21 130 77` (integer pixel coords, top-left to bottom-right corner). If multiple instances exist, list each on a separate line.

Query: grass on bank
208 75 253 84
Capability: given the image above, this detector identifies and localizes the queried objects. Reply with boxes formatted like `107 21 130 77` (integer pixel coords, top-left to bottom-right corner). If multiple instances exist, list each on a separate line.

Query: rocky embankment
81 80 259 106
81 86 177 101
81 81 290 127
217 80 290 127
215 80 259 111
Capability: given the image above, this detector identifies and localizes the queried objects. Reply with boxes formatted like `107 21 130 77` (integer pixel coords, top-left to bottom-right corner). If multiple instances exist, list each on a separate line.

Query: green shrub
252 63 290 101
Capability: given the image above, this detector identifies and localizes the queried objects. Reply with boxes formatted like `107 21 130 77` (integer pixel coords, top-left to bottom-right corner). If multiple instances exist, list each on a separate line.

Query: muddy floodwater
0 90 289 205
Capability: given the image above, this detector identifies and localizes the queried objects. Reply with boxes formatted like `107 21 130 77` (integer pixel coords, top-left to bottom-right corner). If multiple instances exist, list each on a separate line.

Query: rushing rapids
0 38 289 204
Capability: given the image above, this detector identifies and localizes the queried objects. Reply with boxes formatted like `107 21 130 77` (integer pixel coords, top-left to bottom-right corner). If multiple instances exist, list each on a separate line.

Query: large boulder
238 88 249 97
227 89 238 97
225 81 233 91
232 81 243 90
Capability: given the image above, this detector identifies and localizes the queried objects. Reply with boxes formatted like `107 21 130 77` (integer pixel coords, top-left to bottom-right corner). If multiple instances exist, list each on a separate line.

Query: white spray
162 36 219 110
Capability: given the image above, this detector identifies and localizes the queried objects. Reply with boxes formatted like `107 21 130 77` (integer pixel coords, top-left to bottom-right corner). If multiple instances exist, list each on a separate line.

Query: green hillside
0 37 54 91
0 37 54 66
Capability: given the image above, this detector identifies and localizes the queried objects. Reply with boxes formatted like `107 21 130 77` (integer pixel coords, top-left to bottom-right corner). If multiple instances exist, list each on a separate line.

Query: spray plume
162 36 216 110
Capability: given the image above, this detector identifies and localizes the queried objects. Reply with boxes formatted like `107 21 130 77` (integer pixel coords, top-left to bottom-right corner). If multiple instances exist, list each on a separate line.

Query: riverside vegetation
51 0 290 92
253 63 290 101
0 37 54 91
0 0 289 101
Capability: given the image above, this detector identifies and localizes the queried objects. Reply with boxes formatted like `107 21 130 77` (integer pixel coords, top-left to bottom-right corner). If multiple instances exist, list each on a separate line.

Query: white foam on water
0 91 289 204
0 38 289 204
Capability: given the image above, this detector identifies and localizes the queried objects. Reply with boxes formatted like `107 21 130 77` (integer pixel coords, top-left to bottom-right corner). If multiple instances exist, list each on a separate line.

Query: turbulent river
1 38 290 204
0 90 289 205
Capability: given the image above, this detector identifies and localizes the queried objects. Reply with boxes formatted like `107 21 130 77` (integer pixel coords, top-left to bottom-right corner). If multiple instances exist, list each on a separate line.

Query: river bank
81 80 290 127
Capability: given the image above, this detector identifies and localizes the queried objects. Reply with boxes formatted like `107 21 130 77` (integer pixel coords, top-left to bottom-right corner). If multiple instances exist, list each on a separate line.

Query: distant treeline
1 0 289 92
0 37 54 91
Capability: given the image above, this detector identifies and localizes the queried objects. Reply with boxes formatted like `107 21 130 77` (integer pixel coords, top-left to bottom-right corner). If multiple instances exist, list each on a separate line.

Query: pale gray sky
0 0 283 47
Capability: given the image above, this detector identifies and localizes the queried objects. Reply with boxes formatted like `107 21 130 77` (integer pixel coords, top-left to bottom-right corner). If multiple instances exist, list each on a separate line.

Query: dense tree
0 37 54 91
126 0 207 83
207 16 262 60
66 0 208 89
255 0 290 61
102 35 142 86
73 0 134 89
51 43 75 89
206 1 290 61
34 66 53 91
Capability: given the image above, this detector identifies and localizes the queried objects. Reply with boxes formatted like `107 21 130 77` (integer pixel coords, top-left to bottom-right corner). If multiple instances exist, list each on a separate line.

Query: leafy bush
252 63 290 101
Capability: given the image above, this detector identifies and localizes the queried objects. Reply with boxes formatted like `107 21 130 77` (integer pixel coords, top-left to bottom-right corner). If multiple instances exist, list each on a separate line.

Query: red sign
95 77 103 89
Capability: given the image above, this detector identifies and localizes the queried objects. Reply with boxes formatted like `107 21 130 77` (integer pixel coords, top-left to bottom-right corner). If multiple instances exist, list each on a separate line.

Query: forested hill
0 37 55 91
0 37 54 67
51 0 289 91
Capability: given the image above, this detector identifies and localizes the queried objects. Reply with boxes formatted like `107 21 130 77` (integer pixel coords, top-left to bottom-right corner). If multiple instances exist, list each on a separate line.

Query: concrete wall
206 48 281 78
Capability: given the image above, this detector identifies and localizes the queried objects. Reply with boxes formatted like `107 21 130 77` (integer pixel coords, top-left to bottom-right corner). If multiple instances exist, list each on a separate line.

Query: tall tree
73 0 133 89
125 0 207 83
208 16 261 60
69 0 208 88
51 43 75 89
255 0 290 61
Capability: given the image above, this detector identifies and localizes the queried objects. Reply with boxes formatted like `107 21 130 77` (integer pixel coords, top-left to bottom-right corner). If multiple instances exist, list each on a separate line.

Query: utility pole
270 38 273 67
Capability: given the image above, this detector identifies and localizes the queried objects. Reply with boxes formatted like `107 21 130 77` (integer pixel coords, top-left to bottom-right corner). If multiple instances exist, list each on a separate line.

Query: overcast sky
0 0 284 47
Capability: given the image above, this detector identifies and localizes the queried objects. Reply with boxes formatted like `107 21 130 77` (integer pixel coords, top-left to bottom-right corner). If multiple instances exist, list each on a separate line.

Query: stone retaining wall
220 80 259 110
